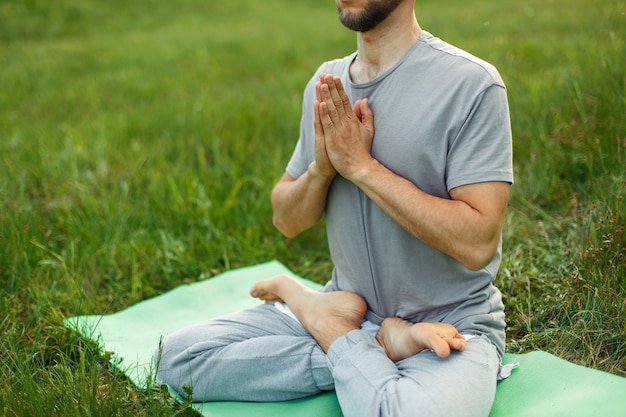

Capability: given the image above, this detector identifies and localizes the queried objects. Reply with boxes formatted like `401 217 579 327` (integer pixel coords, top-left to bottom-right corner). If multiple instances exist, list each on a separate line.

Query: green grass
1 0 624 414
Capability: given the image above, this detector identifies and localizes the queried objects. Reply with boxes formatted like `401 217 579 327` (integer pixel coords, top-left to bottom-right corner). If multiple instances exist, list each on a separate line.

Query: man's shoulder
418 31 504 87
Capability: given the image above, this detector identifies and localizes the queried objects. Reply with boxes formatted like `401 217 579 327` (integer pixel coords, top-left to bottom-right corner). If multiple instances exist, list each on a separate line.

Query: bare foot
375 317 467 362
250 274 367 352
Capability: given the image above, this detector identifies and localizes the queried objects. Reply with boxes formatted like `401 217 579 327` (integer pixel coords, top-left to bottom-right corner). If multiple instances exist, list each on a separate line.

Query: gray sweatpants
155 303 499 417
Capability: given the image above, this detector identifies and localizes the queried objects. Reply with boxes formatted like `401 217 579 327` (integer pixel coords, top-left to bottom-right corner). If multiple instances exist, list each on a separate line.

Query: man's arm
271 165 334 238
318 74 510 271
272 72 373 238
351 162 510 271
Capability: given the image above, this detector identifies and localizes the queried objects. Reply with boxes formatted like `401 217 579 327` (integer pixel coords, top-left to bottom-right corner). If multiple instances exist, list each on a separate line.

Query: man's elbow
463 257 492 272
462 240 500 271
272 215 300 239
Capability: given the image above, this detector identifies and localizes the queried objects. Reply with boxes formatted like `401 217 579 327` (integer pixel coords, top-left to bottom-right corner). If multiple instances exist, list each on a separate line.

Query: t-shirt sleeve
446 83 514 191
285 71 322 179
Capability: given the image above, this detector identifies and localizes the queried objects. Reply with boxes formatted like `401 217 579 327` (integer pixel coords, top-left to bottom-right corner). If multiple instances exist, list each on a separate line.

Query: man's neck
350 4 422 84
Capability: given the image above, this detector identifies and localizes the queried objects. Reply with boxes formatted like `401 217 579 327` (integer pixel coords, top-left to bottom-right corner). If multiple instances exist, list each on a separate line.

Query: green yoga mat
65 261 626 417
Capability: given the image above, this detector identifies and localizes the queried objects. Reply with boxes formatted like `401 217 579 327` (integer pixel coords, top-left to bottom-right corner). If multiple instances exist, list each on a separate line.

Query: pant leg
154 303 334 402
328 331 499 417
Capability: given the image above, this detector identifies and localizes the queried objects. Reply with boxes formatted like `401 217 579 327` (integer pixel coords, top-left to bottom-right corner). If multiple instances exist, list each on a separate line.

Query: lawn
0 0 624 415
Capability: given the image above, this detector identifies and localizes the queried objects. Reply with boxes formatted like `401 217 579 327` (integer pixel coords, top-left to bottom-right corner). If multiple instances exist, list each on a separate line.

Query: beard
337 0 405 32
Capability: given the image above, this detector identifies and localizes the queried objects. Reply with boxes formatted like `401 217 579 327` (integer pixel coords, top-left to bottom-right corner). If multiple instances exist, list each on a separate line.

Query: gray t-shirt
286 31 513 355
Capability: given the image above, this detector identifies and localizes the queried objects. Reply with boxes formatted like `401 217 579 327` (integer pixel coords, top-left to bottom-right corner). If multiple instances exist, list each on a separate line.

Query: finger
320 82 340 127
318 101 336 134
315 72 327 102
332 76 353 117
358 98 375 133
324 75 347 118
353 99 362 120
314 100 325 136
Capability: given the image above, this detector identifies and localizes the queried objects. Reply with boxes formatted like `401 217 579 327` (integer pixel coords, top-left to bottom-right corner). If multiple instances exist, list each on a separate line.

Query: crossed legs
157 273 497 416
250 274 467 362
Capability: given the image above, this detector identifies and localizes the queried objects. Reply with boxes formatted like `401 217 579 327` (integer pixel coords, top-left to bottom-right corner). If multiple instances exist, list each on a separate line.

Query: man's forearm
271 162 335 238
350 158 510 271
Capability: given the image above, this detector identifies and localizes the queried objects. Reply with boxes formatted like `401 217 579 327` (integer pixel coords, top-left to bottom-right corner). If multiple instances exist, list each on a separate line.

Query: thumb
358 98 374 133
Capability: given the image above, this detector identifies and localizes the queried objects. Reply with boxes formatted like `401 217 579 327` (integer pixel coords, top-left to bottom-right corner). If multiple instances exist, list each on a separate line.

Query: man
155 1 513 416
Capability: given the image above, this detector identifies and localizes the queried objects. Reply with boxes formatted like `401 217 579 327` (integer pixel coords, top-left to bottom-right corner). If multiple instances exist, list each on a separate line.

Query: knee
153 336 173 378
152 336 192 396
153 337 169 373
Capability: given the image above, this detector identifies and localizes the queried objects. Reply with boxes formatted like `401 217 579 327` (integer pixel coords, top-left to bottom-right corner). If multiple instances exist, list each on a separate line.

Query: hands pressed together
313 73 375 180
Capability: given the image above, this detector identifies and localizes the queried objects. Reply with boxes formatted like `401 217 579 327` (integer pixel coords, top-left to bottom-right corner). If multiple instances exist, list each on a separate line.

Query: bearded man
156 1 513 416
